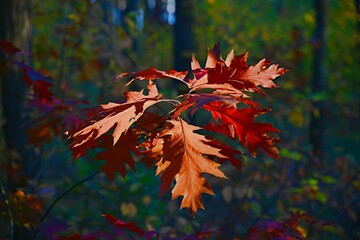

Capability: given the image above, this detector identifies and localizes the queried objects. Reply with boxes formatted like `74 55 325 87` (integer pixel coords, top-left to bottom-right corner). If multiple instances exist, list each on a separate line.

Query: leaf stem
32 170 100 240
157 98 181 105
0 179 14 240
85 180 137 240
85 179 118 216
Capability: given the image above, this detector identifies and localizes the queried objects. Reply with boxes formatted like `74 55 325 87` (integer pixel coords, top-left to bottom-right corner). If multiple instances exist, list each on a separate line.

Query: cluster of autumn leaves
0 40 339 239
0 40 286 216
67 43 286 215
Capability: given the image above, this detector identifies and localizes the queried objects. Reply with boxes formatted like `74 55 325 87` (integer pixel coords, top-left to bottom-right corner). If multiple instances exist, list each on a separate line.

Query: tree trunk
0 2 42 238
174 0 194 71
309 0 327 159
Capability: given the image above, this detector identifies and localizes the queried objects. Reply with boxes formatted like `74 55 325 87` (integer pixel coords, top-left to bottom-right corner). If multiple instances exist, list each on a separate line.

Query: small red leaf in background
102 214 145 236
245 212 331 240
0 40 20 53
27 98 89 146
12 61 53 101
246 221 293 240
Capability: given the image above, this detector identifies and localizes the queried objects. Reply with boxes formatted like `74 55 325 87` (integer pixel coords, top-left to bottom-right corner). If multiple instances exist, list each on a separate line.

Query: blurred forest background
0 0 359 239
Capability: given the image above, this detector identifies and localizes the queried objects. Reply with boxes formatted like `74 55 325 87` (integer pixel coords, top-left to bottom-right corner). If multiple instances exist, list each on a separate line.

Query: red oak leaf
69 129 105 160
134 112 167 133
205 139 243 170
203 102 280 159
116 67 188 86
102 214 145 236
173 44 284 117
190 44 286 94
68 81 161 151
137 137 164 168
157 118 227 215
133 112 167 168
95 130 138 181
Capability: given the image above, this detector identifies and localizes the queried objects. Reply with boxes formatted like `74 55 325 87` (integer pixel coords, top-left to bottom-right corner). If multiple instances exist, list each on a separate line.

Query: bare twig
32 170 100 240
85 179 136 240
86 179 118 215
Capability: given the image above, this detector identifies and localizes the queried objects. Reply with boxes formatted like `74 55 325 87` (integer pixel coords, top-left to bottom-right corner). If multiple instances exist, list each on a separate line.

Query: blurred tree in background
0 0 359 239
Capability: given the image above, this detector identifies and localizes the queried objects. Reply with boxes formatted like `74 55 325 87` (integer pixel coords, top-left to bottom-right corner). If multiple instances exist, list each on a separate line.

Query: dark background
0 0 359 239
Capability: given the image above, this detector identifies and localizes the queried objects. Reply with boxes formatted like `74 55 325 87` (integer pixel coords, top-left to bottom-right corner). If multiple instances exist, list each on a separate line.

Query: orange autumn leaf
157 118 227 215
138 137 164 168
68 81 162 159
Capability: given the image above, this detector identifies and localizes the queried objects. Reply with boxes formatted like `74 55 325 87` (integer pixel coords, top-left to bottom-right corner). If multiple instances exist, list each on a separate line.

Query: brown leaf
116 67 188 86
190 47 286 93
95 130 138 181
69 81 161 150
157 118 227 215
137 137 164 168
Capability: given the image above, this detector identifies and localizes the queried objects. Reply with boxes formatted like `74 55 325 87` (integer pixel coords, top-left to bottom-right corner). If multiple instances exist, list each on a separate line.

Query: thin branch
0 179 13 240
32 170 100 240
157 98 181 105
41 170 101 223
85 180 136 240
86 179 118 215
133 110 175 134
